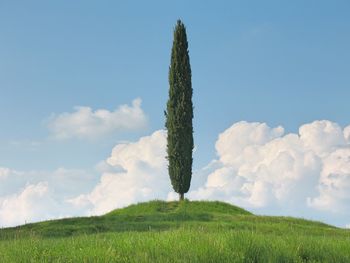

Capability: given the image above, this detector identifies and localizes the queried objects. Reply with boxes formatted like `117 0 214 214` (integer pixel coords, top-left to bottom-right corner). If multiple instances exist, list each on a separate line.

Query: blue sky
0 1 350 227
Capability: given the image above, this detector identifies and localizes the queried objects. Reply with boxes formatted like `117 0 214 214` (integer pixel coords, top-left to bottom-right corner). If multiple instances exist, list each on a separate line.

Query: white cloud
2 120 350 228
0 167 97 227
69 130 171 215
299 120 346 157
0 182 59 227
69 120 350 227
215 121 284 167
187 120 350 227
343 125 350 142
47 98 148 140
62 120 350 227
308 148 350 213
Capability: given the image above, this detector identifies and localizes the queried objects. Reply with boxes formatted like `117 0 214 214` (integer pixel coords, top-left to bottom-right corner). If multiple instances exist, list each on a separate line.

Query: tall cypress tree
165 20 193 201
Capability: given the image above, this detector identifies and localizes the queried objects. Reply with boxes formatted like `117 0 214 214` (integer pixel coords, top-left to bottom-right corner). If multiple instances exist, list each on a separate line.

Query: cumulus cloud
2 120 350 228
47 98 148 140
300 121 346 157
188 120 350 226
67 120 350 227
308 148 350 213
69 130 171 215
0 167 97 227
0 129 168 227
0 182 59 227
59 120 350 227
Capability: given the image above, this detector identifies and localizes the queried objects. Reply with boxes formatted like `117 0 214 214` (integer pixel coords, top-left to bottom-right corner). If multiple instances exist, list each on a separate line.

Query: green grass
0 200 349 262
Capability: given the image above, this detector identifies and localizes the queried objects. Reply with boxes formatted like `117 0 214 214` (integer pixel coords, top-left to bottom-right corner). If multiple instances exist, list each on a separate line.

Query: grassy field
0 200 349 262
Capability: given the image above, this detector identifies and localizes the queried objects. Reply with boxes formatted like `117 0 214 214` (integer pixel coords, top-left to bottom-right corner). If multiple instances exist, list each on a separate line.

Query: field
0 200 349 262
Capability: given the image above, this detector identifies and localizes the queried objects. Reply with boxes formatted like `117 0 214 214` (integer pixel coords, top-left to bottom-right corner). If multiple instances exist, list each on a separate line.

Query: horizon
1 1 350 228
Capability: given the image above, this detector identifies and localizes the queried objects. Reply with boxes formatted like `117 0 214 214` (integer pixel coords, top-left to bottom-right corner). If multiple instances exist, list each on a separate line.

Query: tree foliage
165 20 193 201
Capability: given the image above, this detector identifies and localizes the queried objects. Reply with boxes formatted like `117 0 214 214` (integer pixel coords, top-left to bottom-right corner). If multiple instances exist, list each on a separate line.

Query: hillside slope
0 200 349 262
1 200 253 238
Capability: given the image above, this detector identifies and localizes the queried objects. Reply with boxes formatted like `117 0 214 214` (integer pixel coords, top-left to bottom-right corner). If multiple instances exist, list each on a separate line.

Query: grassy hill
0 200 349 262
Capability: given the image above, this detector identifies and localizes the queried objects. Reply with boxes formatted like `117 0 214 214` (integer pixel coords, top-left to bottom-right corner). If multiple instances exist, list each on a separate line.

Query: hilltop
0 200 349 262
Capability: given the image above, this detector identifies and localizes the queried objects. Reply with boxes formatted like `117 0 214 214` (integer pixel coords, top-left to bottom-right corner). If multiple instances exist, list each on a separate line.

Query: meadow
0 200 349 262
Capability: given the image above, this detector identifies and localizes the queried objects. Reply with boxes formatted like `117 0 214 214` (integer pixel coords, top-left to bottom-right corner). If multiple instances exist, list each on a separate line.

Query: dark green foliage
165 20 193 200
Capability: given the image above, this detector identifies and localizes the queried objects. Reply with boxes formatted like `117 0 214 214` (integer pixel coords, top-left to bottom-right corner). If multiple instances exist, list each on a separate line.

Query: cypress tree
165 20 193 201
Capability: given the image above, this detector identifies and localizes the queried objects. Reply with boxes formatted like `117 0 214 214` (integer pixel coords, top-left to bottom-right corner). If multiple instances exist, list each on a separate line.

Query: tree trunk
179 193 184 201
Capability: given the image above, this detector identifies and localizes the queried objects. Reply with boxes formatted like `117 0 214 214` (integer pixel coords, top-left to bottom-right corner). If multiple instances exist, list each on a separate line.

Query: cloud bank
189 121 350 216
0 168 97 226
69 130 171 215
1 120 350 227
47 98 147 140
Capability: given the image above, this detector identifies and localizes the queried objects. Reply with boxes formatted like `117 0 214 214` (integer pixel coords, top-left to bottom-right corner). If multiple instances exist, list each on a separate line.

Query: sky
0 0 350 227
